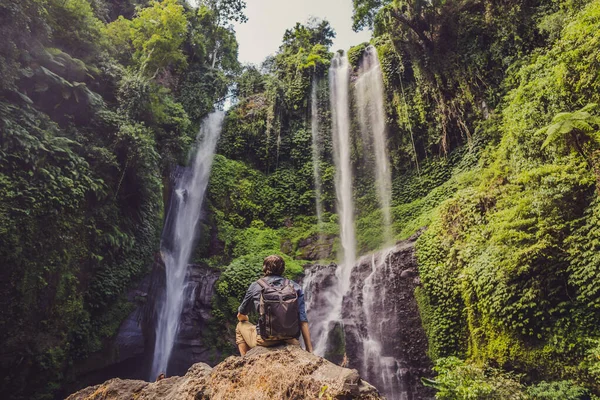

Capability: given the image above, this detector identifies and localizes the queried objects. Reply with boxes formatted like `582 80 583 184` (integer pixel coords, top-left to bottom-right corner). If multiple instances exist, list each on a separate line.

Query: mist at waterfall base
150 111 224 380
304 48 427 399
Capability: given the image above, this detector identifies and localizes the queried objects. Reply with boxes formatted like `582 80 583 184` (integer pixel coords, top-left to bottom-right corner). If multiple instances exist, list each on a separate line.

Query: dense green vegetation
2 0 600 398
348 0 600 398
0 0 240 398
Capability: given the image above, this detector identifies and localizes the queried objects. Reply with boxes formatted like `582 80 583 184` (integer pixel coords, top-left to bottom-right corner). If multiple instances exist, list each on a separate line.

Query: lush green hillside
0 0 240 398
2 0 600 399
351 0 600 397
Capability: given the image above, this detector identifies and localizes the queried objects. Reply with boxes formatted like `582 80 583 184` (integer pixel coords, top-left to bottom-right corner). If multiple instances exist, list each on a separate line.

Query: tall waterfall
330 52 356 289
150 111 224 379
309 52 356 356
355 45 394 245
311 78 324 231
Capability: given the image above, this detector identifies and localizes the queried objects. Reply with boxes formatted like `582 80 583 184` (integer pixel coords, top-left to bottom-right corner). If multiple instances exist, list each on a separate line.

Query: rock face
167 263 221 375
60 275 153 397
65 260 221 395
146 261 221 377
303 234 434 400
115 275 151 363
302 263 344 363
343 237 433 400
66 345 382 400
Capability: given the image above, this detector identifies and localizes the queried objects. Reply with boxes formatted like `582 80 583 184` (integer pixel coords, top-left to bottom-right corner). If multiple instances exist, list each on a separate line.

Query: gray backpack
257 278 300 340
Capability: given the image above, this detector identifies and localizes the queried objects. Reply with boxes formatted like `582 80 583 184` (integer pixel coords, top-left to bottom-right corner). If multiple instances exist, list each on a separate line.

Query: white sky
232 0 373 65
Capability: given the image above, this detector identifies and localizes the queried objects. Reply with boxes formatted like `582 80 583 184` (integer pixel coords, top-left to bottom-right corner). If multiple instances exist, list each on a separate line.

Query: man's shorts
235 321 300 348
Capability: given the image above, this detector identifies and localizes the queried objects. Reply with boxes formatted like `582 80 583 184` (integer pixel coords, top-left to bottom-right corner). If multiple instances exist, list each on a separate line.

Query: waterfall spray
150 111 224 379
355 45 394 245
311 78 324 232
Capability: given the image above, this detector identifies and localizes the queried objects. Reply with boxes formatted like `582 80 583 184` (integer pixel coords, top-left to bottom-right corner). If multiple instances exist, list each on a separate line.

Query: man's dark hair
263 255 285 276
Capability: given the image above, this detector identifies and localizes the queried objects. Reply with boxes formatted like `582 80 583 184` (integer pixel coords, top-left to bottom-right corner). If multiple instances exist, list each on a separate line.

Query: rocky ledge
66 345 382 400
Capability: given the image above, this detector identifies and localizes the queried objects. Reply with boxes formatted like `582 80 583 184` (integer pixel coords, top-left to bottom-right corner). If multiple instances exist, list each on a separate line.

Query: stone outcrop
61 275 153 396
115 275 151 364
167 263 221 375
67 345 382 400
65 260 221 395
342 236 433 400
303 233 434 400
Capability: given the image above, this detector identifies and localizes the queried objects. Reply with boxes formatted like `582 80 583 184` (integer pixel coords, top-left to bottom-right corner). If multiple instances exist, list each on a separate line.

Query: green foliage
352 0 388 31
566 197 600 311
185 4 240 72
0 0 240 398
130 0 188 74
538 104 600 153
526 380 591 400
46 0 106 58
354 0 552 157
347 42 369 68
500 0 600 171
0 0 49 92
425 357 526 400
412 3 600 397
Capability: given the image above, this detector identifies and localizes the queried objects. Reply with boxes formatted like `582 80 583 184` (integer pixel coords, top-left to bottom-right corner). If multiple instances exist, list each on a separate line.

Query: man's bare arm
300 321 313 353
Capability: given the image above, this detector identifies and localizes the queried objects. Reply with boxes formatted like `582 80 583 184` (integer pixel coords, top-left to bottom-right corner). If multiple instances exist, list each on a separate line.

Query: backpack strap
258 278 274 290
257 278 291 291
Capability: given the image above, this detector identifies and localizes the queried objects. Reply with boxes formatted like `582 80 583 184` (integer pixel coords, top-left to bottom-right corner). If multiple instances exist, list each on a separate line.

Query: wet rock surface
304 234 434 400
146 261 221 377
66 260 221 395
343 237 434 400
115 275 151 363
66 345 382 400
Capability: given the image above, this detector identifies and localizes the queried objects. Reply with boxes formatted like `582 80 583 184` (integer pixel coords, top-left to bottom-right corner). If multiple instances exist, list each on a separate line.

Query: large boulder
66 345 382 400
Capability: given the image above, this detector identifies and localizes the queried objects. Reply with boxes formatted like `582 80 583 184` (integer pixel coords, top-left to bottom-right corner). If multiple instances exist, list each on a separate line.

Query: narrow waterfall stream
150 111 224 379
355 45 394 245
355 247 410 400
304 239 433 400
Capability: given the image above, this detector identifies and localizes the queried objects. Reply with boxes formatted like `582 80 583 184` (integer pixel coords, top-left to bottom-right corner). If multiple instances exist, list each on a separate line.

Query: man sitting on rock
236 255 314 355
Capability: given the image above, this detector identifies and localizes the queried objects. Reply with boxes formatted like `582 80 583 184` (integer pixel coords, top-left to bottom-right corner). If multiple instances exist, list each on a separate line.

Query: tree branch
389 8 433 51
